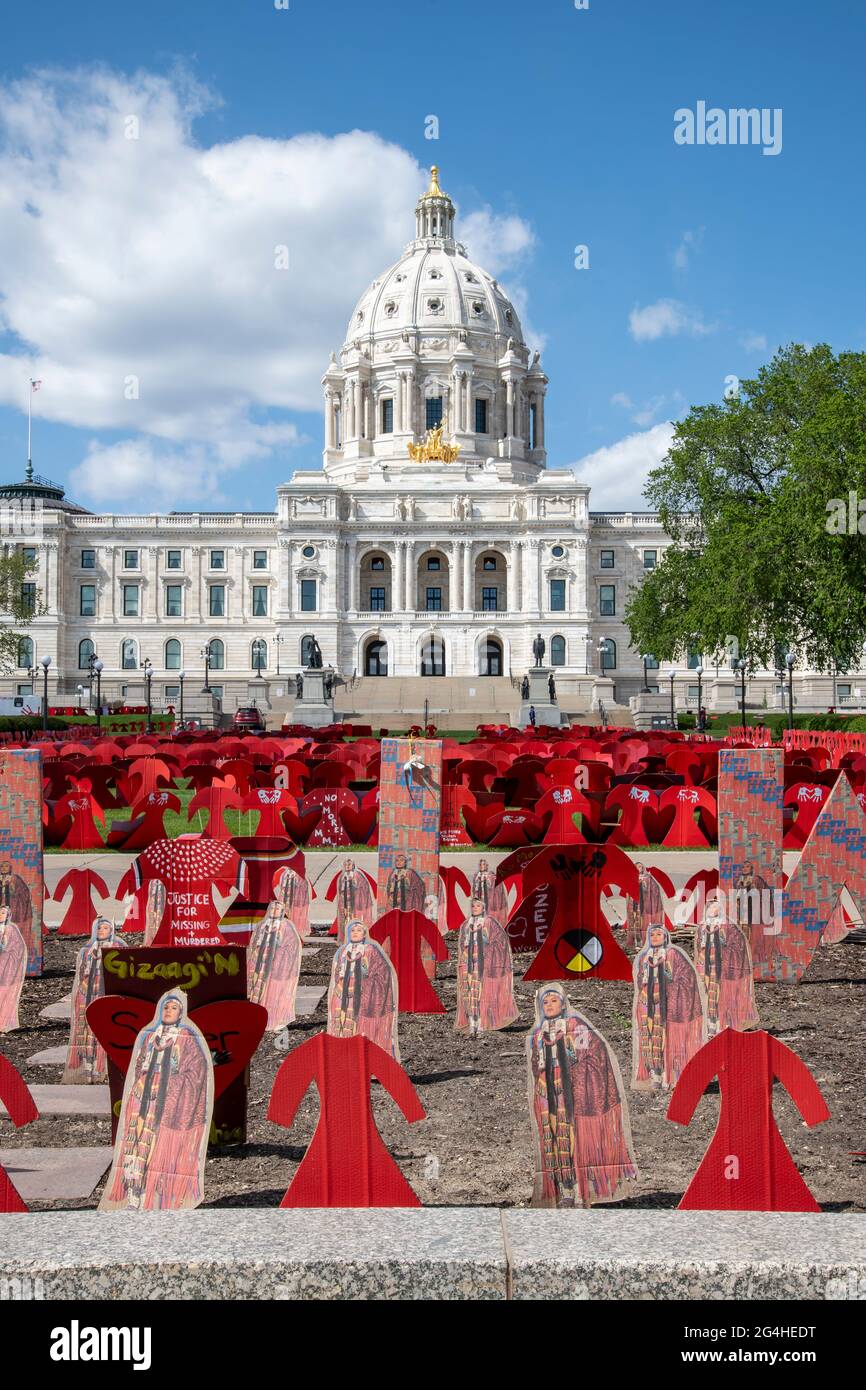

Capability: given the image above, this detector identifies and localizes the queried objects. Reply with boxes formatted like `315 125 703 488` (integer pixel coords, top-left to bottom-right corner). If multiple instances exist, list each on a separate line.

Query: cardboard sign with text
98 943 253 1144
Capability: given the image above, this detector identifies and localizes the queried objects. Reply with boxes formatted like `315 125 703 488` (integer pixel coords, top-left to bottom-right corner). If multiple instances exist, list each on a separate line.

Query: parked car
232 705 266 732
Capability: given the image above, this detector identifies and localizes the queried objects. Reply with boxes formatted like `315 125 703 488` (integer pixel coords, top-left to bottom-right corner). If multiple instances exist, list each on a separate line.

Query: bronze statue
532 633 545 667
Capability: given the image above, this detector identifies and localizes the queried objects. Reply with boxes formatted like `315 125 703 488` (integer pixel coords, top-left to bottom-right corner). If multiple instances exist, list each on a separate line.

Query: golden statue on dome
408 424 461 464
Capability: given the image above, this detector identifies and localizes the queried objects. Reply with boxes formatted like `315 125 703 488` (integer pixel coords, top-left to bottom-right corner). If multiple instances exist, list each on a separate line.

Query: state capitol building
0 169 847 723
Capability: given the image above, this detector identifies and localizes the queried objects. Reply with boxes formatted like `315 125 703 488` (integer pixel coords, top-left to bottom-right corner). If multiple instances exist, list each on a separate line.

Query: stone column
325 393 335 448
507 540 518 613
451 539 462 610
505 380 515 437
393 540 403 613
405 539 415 612
527 539 540 612
462 542 472 613
347 538 357 612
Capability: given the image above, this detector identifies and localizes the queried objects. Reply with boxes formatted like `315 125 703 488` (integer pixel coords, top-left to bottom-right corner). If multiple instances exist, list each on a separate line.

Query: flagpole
26 379 33 482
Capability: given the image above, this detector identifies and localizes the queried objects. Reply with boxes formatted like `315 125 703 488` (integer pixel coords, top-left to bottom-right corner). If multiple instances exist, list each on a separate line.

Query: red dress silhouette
267 1032 425 1207
370 910 448 1013
0 1053 39 1211
52 867 110 937
667 1028 830 1211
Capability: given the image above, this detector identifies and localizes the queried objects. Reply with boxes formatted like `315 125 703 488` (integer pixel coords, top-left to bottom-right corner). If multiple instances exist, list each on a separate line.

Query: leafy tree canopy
625 344 866 673
0 548 43 673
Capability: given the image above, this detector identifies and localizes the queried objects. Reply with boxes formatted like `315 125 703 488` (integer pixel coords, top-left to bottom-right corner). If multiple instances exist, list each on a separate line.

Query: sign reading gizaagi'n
0 749 43 975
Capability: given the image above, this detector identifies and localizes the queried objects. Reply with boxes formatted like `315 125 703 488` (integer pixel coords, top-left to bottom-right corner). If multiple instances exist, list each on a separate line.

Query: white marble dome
342 167 524 351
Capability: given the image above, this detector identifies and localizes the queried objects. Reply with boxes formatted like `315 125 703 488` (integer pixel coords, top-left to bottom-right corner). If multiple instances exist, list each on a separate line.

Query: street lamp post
40 654 51 732
76 684 85 714
253 642 265 681
733 657 747 729
274 633 283 677
178 669 186 729
142 659 153 733
94 660 103 731
695 666 704 731
786 650 796 730
200 643 211 694
669 671 676 728
641 654 653 694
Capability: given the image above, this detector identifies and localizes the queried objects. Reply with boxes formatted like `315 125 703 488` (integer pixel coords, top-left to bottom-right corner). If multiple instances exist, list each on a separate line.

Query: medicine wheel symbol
554 928 603 974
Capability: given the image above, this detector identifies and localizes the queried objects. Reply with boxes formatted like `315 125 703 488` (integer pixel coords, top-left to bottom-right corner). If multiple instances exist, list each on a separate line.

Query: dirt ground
4 925 865 1212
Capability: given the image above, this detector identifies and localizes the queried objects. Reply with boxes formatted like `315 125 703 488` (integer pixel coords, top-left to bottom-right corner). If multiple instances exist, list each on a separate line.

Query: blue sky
0 0 863 511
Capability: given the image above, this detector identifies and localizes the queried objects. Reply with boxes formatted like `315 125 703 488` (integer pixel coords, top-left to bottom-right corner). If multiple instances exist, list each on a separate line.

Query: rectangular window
426 556 441 571
16 684 33 696
21 547 36 566
252 585 268 617
688 684 700 701
599 584 615 617
475 397 488 434
123 549 139 570
123 585 139 617
165 585 183 618
300 578 317 612
210 549 225 570
550 579 566 612
210 685 224 700
209 585 225 617
80 584 96 617
381 399 394 434
426 587 442 611
425 396 443 429
166 549 182 570
20 583 36 614
165 685 180 702
838 683 852 699
482 586 499 612
81 549 96 569
643 549 657 570
600 549 615 569
370 586 386 611
252 549 267 570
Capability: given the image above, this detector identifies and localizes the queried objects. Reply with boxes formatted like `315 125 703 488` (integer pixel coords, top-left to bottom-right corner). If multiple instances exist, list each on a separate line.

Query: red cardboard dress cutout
0 1053 39 1211
53 867 111 937
512 847 636 983
370 909 448 1014
668 1028 830 1211
267 1032 425 1207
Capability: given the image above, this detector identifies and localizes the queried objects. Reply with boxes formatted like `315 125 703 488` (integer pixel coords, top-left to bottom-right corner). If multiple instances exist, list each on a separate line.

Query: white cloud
611 390 671 427
0 67 536 506
628 298 715 342
610 391 633 409
571 422 676 510
673 227 704 271
740 331 768 353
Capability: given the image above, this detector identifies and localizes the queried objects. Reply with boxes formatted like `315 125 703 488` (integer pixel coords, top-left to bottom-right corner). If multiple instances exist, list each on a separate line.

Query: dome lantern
415 165 455 242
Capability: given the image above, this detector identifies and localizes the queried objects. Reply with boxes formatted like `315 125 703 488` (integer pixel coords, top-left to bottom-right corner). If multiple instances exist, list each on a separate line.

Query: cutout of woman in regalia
733 858 772 968
456 898 518 1036
632 923 706 1092
0 905 26 1033
63 916 117 1083
100 990 213 1212
527 984 637 1208
695 895 759 1036
143 877 167 946
248 893 302 1032
470 857 508 925
274 866 310 940
625 861 665 951
335 857 375 941
327 920 399 1060
385 852 426 913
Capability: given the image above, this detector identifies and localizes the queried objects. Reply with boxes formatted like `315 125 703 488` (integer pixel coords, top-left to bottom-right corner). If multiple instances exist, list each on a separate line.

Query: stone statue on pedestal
307 637 323 670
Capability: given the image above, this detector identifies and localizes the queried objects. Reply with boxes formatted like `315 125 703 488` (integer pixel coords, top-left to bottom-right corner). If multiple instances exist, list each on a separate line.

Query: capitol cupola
414 166 455 242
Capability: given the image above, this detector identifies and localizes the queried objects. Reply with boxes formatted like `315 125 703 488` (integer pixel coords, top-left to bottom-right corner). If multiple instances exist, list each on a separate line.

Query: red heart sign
86 996 267 1099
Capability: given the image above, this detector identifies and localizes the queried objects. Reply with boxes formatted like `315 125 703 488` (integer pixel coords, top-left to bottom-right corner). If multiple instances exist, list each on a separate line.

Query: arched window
121 638 138 670
365 639 388 677
420 637 445 677
208 638 225 670
301 635 317 667
251 638 268 672
78 638 95 670
550 635 566 667
687 648 701 670
480 637 502 677
17 636 33 669
165 639 182 670
600 638 616 671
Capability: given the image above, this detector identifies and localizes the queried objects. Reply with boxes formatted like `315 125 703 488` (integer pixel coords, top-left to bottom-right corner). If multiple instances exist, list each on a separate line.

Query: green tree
0 549 44 672
625 344 866 673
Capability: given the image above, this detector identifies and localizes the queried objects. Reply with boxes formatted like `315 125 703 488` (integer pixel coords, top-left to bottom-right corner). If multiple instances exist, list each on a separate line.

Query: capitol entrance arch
420 637 446 677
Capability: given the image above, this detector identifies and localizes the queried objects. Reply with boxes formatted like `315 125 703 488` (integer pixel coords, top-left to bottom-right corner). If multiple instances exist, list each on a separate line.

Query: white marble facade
2 170 856 714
